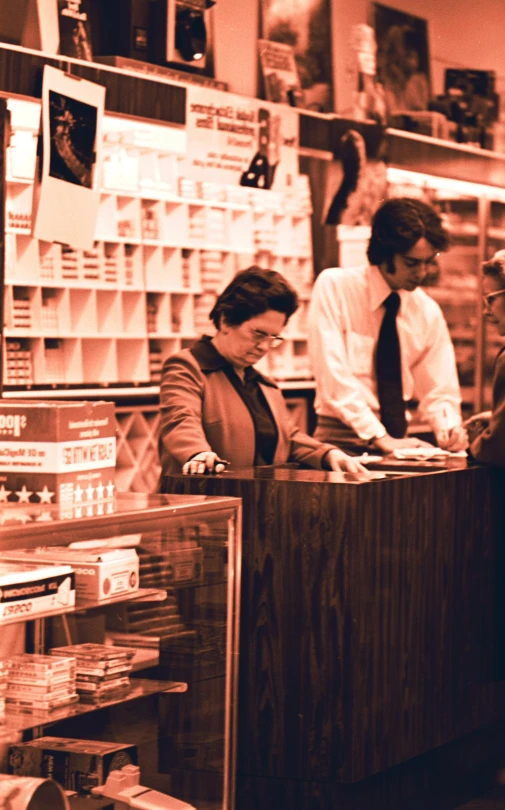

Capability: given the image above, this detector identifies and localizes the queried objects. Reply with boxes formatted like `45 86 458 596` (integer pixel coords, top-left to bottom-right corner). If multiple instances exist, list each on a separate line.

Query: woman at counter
158 266 368 477
467 250 505 465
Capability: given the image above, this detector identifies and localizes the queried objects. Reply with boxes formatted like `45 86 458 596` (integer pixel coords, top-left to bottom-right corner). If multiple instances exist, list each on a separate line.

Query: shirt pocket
347 331 375 377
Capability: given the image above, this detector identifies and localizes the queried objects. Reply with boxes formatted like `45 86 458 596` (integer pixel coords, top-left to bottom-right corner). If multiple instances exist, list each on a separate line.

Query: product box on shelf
3 547 139 603
8 737 138 795
0 562 75 624
0 400 116 506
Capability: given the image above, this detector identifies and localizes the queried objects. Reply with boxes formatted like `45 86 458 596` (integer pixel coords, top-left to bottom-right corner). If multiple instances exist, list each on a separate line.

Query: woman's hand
182 452 229 475
326 448 370 474
463 411 492 444
463 411 492 426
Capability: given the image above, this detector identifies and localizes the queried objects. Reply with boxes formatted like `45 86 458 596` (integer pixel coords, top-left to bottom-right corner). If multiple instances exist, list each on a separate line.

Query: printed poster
31 65 105 250
183 85 299 192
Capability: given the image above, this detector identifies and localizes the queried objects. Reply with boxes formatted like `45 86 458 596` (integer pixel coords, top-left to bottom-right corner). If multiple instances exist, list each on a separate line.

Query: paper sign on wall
184 84 299 192
31 65 105 250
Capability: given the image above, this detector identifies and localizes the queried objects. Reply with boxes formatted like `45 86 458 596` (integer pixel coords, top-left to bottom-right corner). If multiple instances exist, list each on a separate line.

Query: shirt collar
368 264 409 313
190 336 277 386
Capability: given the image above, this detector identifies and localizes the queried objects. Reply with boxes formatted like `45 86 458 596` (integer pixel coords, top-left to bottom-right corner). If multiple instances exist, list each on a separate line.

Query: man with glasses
308 197 468 454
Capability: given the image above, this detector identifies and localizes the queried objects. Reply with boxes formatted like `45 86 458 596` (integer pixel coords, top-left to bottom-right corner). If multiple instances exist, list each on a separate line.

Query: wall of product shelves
2 98 315 390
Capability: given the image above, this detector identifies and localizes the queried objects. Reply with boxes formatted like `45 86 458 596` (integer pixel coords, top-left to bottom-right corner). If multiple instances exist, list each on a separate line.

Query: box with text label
0 561 75 624
0 400 116 505
3 547 139 604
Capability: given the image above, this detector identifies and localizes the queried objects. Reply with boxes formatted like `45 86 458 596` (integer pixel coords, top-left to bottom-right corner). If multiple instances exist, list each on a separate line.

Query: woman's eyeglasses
483 289 505 308
249 329 285 349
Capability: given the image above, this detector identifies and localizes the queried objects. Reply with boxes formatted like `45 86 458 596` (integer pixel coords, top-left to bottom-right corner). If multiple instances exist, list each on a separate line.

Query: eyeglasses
249 328 285 349
483 288 505 308
401 252 440 271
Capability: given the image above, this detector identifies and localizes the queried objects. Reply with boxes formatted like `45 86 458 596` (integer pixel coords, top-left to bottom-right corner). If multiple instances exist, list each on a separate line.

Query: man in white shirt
307 197 468 454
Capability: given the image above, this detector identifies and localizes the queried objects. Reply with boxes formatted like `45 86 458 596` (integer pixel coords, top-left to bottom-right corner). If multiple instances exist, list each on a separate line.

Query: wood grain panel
0 45 186 125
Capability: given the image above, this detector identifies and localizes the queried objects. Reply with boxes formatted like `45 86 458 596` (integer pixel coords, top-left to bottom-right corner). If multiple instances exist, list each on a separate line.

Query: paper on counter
393 447 467 460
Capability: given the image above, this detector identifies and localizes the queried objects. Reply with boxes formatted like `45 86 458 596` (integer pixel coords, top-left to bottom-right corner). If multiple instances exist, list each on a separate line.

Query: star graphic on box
16 485 33 503
74 484 84 503
36 485 55 504
85 483 95 501
106 481 115 498
0 485 12 502
36 511 54 522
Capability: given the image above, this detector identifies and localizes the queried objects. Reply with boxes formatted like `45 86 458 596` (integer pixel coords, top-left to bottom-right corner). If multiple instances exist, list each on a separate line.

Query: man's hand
326 448 370 474
435 424 469 452
182 452 229 475
372 434 434 454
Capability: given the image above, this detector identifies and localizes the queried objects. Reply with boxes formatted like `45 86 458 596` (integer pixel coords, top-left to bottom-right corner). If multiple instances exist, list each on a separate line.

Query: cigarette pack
3 547 139 603
0 563 75 623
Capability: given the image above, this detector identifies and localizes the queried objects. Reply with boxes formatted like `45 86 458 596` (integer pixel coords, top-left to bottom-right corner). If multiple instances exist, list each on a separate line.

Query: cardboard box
3 547 139 603
9 737 137 794
0 400 116 506
0 561 75 623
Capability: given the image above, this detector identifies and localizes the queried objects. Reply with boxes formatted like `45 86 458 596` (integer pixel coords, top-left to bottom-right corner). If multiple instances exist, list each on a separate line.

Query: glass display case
0 492 241 810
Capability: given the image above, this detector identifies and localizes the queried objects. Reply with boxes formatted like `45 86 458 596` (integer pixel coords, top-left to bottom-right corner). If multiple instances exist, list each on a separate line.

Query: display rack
0 491 242 810
2 98 315 390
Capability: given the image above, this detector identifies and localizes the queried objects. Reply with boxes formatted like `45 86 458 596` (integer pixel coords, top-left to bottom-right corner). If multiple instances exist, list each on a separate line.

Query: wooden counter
161 462 505 809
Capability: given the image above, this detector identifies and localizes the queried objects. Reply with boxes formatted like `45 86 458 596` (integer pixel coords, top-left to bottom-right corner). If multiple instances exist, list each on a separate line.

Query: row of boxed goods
0 546 139 607
0 647 135 713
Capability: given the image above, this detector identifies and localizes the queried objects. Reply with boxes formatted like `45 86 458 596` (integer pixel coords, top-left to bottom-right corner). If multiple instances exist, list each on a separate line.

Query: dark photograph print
49 91 97 188
374 3 431 117
260 0 333 112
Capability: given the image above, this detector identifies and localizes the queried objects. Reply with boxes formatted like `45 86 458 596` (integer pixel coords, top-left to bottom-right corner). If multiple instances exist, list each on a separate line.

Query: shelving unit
0 491 242 810
2 98 315 391
0 678 187 741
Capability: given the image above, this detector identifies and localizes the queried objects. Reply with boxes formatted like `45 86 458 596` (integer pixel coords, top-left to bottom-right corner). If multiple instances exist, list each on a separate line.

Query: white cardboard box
0 561 75 623
3 548 139 603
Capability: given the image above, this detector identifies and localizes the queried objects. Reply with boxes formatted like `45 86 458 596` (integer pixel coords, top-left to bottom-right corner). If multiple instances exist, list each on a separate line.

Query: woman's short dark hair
209 266 299 329
483 249 505 286
367 197 449 266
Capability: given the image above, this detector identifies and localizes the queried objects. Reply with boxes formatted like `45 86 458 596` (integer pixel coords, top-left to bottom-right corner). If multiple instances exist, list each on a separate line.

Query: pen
438 407 450 445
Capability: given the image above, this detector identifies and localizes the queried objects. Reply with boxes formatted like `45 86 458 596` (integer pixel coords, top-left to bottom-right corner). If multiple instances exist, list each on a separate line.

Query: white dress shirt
307 265 463 441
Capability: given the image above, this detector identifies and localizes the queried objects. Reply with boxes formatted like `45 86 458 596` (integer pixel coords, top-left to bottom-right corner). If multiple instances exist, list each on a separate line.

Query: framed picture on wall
259 0 333 112
374 3 431 118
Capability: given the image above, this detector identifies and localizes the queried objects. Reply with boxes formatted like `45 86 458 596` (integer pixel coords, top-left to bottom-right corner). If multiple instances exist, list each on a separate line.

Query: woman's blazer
158 348 335 476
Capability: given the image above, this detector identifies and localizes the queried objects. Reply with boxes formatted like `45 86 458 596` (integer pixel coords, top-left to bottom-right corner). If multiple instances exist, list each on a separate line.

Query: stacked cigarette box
0 400 116 506
50 644 134 703
5 654 77 713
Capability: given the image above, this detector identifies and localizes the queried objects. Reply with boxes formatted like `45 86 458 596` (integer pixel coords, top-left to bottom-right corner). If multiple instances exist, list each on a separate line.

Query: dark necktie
376 292 407 439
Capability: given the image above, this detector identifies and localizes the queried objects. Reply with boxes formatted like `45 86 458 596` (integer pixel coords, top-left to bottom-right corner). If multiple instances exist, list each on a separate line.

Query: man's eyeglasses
249 328 285 349
401 252 440 270
483 288 505 308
